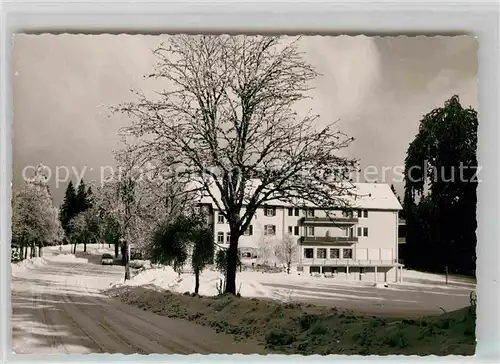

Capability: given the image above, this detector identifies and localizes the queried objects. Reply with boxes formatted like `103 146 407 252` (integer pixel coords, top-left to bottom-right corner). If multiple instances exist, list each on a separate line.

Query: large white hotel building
197 182 403 283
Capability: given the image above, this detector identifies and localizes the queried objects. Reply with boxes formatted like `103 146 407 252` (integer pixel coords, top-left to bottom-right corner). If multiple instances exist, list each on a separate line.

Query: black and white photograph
10 34 478 356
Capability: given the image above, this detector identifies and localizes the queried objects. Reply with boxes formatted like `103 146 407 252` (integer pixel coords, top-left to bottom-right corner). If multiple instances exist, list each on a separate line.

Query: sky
12 35 478 205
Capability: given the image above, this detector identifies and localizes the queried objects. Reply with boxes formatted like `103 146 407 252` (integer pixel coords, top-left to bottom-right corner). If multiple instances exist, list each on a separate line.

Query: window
294 226 299 236
288 226 293 234
349 227 354 237
357 209 362 218
304 248 314 259
317 248 327 259
241 252 251 259
288 208 293 216
217 213 224 224
358 227 368 237
264 224 276 235
306 208 315 217
363 210 368 218
226 232 231 243
343 210 353 218
294 208 299 216
343 248 353 259
217 232 224 244
264 207 276 217
307 227 315 236
330 248 340 259
360 267 365 274
243 225 253 236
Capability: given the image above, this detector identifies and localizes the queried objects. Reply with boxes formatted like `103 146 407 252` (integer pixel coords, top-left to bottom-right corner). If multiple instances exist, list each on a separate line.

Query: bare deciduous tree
274 234 299 274
114 35 357 294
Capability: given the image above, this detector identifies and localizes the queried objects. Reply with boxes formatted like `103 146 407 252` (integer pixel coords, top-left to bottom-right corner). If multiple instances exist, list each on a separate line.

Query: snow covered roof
194 180 402 211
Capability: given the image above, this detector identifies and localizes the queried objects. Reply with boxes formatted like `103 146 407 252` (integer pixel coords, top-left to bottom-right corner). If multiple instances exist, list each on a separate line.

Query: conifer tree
59 181 77 239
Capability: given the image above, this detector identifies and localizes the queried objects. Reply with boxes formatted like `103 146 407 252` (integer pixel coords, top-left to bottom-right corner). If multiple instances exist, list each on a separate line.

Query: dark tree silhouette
150 214 214 294
403 95 477 276
59 181 77 238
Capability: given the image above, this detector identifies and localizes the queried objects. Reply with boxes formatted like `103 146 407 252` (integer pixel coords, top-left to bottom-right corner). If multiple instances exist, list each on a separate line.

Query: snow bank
402 269 475 284
11 257 47 276
112 266 278 299
45 253 88 264
86 246 115 255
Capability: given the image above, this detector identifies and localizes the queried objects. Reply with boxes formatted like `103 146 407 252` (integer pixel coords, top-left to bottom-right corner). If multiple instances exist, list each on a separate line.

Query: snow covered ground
16 244 474 317
11 247 265 354
111 266 278 299
108 263 474 316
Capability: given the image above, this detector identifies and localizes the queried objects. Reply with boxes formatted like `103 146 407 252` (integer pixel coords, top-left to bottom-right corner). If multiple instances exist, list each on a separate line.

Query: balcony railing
299 236 358 244
300 258 397 267
300 216 358 226
398 237 406 243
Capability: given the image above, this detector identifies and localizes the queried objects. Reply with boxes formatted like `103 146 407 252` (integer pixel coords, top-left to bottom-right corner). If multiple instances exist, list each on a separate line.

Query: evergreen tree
59 181 77 238
86 185 94 209
76 180 89 213
391 184 406 219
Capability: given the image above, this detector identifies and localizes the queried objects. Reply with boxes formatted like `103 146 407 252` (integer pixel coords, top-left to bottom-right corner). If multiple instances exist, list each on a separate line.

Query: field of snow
11 253 89 277
111 266 277 299
47 243 115 255
108 263 475 316
33 244 474 315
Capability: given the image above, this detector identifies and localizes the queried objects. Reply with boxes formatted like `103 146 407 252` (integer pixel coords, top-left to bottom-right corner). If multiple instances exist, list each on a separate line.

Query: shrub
265 327 295 346
310 323 329 335
298 314 319 331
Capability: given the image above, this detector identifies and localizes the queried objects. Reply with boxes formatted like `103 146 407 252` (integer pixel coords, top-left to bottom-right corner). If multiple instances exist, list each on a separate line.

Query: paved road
11 253 264 355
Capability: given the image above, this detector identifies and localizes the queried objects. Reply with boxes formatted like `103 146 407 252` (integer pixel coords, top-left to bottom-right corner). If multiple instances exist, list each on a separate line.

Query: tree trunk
287 261 291 274
115 243 119 258
225 230 240 295
84 242 87 253
24 246 28 260
124 241 130 281
124 263 130 280
38 242 43 258
194 269 200 294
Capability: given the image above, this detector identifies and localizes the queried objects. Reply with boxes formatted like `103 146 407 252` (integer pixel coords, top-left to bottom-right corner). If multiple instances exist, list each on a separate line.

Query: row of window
217 225 369 240
276 226 369 237
217 208 370 224
304 247 353 260
344 209 369 219
217 225 254 243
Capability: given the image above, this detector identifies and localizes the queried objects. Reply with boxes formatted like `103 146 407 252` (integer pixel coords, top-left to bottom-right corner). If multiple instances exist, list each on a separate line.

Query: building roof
195 180 402 211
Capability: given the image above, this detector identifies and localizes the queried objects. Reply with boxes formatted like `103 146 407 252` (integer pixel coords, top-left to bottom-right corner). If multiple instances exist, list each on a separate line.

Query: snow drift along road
111 266 278 299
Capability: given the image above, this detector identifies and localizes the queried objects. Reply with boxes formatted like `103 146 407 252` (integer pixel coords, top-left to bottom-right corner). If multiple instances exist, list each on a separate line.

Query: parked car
100 253 114 265
130 247 143 260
